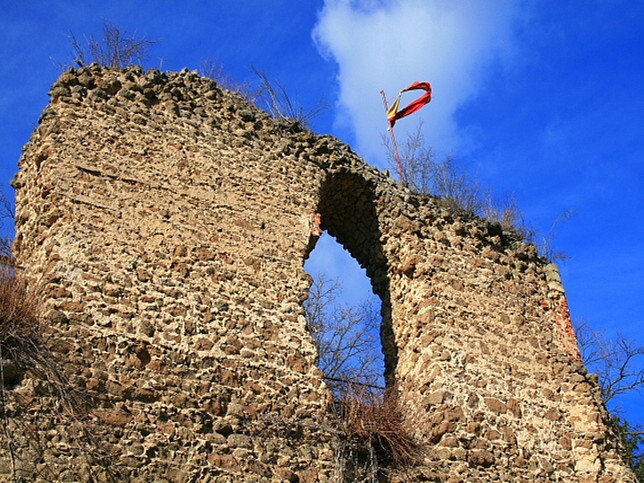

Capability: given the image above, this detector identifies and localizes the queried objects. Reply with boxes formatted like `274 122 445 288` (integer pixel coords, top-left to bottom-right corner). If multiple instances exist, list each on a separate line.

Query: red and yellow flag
386 81 432 129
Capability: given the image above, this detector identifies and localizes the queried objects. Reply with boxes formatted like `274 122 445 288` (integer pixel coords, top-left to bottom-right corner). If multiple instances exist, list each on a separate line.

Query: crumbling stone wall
2 65 635 482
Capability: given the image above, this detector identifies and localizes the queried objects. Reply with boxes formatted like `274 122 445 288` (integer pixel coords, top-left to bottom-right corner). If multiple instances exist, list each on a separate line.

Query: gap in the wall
304 232 385 393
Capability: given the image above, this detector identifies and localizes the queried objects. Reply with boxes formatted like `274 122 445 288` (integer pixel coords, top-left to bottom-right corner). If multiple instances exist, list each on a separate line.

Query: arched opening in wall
304 171 395 394
304 235 384 391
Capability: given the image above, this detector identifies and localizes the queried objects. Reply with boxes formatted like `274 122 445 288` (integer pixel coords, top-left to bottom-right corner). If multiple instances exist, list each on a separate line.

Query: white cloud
313 0 521 167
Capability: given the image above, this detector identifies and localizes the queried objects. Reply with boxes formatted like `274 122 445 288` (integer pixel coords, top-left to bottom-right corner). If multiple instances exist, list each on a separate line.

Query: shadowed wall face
3 65 635 482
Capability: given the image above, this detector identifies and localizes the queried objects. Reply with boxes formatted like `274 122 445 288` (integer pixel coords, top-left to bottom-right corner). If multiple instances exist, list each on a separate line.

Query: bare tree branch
0 190 14 261
574 320 644 475
575 320 644 406
536 209 575 263
303 273 383 392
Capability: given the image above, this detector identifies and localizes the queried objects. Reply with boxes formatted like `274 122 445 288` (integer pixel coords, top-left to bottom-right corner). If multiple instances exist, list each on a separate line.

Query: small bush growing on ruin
251 67 329 129
382 123 523 225
0 267 42 478
0 267 42 361
200 57 261 102
382 122 572 261
0 267 108 479
53 19 158 70
332 384 419 479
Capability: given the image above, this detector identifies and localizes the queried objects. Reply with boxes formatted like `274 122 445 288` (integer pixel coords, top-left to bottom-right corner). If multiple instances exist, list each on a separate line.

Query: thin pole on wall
380 89 406 187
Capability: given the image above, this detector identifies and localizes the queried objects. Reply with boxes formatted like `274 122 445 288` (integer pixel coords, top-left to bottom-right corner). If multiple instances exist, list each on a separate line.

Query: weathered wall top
2 65 635 481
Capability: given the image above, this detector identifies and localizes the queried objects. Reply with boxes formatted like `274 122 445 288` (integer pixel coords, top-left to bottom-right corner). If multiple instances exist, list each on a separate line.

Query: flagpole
380 90 406 187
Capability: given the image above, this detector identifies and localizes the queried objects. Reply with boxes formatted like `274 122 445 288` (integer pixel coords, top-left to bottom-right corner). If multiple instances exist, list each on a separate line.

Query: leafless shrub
0 267 116 480
0 268 41 360
382 123 573 260
382 122 434 194
199 57 259 102
332 384 419 480
575 320 644 406
481 192 520 231
481 192 535 239
0 190 13 264
0 267 42 480
251 67 328 129
574 320 644 475
534 209 574 262
430 154 487 214
304 274 383 393
382 122 485 213
54 19 157 70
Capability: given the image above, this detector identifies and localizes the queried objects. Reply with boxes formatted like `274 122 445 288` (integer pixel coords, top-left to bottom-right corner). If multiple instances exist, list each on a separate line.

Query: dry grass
0 266 43 481
0 267 115 481
0 266 42 360
331 384 419 480
0 266 80 412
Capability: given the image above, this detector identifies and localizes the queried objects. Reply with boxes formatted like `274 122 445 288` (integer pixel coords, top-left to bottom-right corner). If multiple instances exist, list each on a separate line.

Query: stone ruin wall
2 65 635 482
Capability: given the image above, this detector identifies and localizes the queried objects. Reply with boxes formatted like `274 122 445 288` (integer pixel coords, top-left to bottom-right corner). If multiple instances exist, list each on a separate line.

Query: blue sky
1 1 642 429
